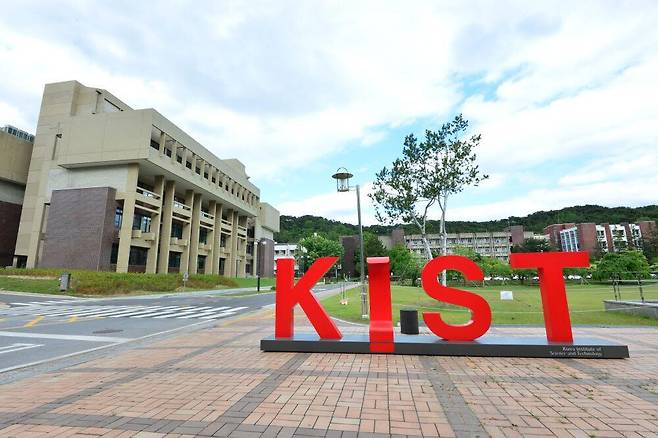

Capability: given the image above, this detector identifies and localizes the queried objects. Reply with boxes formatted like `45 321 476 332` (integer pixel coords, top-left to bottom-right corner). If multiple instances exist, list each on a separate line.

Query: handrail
136 186 161 200
173 200 191 211
201 211 215 220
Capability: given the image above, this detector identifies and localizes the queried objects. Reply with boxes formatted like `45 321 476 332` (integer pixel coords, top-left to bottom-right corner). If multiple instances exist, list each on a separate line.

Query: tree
354 232 388 276
388 244 423 286
451 245 482 262
370 114 488 285
641 232 658 264
592 250 650 281
479 257 512 280
296 234 344 274
511 237 553 253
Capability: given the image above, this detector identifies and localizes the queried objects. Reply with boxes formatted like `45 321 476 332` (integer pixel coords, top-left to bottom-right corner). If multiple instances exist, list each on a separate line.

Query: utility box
59 272 71 292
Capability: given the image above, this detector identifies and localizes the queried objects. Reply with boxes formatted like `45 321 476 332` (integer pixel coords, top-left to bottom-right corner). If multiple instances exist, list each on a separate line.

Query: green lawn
229 277 275 288
0 276 61 294
321 282 658 326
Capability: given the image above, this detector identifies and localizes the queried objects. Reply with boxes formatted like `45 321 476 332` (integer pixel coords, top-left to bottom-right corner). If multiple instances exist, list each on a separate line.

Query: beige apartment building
404 226 538 260
12 80 279 277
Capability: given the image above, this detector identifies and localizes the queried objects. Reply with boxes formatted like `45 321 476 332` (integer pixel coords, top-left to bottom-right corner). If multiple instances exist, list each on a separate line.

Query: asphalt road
0 282 352 374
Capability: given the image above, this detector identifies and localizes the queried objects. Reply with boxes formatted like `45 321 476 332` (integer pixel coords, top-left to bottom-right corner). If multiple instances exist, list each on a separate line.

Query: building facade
404 225 535 260
0 126 34 266
273 243 299 274
544 221 656 256
11 80 279 277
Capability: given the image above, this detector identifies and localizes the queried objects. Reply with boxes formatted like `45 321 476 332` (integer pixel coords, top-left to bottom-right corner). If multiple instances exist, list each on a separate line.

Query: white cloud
1 1 657 224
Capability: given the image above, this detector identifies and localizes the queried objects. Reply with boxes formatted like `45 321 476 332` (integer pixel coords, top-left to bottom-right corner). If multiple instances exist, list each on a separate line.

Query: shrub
0 268 239 295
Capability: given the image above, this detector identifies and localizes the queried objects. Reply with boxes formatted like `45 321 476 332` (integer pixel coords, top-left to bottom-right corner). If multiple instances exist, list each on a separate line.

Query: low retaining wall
604 300 658 319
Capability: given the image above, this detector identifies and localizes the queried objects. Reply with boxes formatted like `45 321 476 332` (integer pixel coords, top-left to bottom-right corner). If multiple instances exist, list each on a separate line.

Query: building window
220 233 227 248
150 140 160 150
169 252 181 268
219 258 226 275
110 243 119 264
114 207 123 229
129 247 148 266
133 212 152 232
171 221 184 239
197 255 206 272
199 228 208 244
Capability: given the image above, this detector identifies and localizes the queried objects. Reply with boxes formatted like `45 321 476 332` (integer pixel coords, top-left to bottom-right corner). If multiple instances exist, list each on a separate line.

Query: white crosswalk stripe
1 303 249 321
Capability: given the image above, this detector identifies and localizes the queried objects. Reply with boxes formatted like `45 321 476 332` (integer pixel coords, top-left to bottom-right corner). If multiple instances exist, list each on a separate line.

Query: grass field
321 282 658 326
0 268 274 296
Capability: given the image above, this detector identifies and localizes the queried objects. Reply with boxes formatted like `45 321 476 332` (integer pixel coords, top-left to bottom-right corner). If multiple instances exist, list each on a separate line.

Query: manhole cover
93 329 123 334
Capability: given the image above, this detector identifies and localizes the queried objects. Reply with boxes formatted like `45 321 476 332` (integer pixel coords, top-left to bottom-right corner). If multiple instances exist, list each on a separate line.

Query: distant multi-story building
337 225 536 273
273 243 299 274
0 125 34 267
544 221 656 256
404 225 536 260
8 80 279 277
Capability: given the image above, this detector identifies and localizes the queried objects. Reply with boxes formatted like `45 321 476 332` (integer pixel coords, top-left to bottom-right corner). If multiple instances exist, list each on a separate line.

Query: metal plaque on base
260 334 629 359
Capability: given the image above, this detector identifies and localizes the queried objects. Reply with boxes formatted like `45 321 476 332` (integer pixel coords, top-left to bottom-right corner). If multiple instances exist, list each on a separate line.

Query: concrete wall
40 187 117 271
258 202 280 234
0 180 26 205
0 131 33 185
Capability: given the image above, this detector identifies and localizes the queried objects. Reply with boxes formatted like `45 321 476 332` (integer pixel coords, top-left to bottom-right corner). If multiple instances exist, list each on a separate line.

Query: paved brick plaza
0 312 656 437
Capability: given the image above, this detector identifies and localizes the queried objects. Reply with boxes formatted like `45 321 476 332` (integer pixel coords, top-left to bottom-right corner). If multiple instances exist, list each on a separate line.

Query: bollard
59 272 71 292
400 309 419 335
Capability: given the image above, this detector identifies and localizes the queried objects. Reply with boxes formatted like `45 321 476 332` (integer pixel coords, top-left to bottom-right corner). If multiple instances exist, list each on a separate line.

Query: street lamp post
332 168 368 319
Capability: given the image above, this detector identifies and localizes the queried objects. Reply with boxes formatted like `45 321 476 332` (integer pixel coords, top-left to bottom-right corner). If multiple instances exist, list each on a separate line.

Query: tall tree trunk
440 195 448 286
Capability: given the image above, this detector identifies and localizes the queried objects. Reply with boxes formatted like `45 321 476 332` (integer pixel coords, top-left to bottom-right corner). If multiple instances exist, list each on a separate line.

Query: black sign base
260 334 629 359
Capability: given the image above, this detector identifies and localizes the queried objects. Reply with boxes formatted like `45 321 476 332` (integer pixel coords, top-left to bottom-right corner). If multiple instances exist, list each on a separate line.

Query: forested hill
274 204 658 243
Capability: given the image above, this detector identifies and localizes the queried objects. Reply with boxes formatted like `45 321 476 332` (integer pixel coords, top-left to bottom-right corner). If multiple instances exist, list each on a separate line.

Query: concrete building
404 225 535 260
10 80 279 277
0 126 34 266
544 221 656 256
273 243 299 274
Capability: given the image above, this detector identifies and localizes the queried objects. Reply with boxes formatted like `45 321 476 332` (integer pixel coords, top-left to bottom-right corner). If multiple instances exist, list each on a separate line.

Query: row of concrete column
115 164 250 276
156 131 258 209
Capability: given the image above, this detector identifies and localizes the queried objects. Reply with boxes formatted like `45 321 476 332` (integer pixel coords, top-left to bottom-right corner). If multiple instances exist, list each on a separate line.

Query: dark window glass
150 140 160 150
132 212 152 232
114 207 123 229
128 247 148 266
110 243 119 264
220 234 227 248
168 251 181 268
197 255 206 272
171 221 183 239
199 228 208 244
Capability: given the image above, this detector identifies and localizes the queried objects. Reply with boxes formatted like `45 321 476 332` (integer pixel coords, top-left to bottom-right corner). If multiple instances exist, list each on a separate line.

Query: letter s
421 256 492 341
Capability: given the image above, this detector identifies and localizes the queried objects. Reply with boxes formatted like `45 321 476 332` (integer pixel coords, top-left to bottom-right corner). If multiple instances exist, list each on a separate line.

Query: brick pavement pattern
0 313 656 437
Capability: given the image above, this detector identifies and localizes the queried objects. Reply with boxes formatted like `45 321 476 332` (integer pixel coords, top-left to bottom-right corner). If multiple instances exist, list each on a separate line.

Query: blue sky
1 1 657 225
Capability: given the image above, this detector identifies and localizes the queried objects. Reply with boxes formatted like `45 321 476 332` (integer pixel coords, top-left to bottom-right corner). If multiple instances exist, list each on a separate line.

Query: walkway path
0 311 656 437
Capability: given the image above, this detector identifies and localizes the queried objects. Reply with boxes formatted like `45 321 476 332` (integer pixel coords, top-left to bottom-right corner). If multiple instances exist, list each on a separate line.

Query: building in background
273 243 299 274
0 126 34 267
10 80 279 277
544 221 656 256
404 225 536 260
